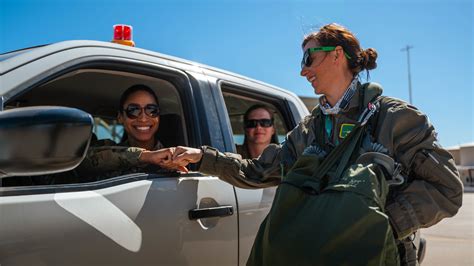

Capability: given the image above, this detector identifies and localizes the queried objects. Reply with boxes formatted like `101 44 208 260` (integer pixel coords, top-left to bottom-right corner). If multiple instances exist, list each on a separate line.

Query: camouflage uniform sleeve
75 140 146 176
198 123 304 189
377 98 463 239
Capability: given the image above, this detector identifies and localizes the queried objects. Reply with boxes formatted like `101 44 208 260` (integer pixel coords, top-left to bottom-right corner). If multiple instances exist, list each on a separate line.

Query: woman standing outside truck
171 23 463 265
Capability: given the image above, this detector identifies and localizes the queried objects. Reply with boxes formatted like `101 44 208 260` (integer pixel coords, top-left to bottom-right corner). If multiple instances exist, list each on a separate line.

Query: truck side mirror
0 106 93 178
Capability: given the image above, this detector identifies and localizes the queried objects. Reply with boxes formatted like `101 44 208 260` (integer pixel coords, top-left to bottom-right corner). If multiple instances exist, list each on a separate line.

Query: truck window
220 83 291 156
2 67 188 187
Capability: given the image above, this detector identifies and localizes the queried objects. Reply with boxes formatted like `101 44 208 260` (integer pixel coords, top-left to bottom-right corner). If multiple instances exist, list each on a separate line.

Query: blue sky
1 0 473 147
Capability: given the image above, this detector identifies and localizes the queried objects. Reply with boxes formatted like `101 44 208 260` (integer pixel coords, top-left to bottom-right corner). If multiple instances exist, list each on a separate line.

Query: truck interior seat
156 113 185 148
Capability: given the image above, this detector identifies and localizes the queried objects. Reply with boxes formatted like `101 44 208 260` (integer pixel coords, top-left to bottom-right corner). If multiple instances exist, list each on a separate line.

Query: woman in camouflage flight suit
76 84 177 178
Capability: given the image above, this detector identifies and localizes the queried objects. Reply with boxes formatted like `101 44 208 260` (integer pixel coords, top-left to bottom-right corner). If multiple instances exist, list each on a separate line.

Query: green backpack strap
298 82 384 182
313 124 365 180
312 96 382 182
315 90 385 181
359 82 384 138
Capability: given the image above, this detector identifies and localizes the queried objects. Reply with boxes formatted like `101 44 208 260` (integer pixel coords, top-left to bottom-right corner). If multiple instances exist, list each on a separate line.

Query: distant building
299 96 318 112
446 143 474 188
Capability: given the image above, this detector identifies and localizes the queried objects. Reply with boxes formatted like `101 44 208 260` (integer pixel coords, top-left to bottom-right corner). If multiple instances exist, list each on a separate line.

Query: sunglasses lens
123 104 160 119
124 105 141 119
259 119 273 127
244 120 257 128
301 50 312 69
145 104 160 117
245 119 273 128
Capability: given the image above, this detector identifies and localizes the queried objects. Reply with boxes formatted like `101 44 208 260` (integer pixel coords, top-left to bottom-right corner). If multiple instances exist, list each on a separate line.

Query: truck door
201 74 308 265
0 46 238 265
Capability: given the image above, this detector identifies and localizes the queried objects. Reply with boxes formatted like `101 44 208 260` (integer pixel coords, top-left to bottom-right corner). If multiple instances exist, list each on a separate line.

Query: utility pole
401 45 414 104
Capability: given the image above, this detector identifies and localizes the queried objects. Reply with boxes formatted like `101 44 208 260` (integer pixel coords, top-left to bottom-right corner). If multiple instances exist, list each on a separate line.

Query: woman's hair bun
360 48 378 70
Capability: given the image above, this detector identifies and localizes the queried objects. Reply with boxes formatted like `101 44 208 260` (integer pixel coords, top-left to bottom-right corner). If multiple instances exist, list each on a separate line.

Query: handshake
139 146 204 173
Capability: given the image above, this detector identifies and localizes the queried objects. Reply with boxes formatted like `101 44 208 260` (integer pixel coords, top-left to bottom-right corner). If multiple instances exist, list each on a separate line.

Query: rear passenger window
220 83 292 158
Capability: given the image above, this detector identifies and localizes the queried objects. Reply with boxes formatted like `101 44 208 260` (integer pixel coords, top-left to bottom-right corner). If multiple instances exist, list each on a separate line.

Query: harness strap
306 83 383 180
313 99 381 181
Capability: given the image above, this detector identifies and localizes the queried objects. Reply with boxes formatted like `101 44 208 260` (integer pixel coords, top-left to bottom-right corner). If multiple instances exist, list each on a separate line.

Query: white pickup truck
0 40 308 265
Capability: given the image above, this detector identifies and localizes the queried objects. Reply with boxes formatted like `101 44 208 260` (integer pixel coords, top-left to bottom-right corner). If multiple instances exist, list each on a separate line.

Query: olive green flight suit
198 82 463 264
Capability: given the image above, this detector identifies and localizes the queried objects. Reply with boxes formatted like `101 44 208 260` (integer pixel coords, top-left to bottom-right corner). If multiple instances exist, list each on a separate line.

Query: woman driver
77 84 180 178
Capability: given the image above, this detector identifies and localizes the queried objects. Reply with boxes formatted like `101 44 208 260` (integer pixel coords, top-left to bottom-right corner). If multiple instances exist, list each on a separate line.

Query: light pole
401 45 414 104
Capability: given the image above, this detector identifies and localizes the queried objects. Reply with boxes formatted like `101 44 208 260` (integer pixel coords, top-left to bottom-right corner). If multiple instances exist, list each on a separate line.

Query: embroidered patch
339 123 355 139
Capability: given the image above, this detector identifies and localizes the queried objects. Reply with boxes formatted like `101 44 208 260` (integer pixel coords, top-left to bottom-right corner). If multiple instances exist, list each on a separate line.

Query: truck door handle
188 205 234 220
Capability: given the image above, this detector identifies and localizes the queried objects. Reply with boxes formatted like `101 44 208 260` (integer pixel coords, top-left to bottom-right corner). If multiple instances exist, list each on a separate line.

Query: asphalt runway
421 191 474 266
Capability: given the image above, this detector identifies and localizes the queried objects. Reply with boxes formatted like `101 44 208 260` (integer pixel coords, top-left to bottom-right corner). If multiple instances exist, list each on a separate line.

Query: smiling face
245 108 275 146
118 90 160 149
300 39 337 96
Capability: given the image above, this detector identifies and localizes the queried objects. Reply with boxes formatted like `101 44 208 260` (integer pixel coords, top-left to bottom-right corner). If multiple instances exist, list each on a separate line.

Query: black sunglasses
122 104 160 119
244 119 274 128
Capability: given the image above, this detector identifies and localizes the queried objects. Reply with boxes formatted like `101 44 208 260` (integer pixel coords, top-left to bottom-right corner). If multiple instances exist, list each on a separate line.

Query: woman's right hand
172 146 203 167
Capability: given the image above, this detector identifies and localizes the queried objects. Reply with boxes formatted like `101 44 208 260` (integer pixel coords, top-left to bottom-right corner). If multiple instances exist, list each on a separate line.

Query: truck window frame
217 80 296 153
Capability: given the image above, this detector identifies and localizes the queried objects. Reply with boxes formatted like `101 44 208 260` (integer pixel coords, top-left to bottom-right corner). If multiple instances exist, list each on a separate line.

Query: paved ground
421 190 474 266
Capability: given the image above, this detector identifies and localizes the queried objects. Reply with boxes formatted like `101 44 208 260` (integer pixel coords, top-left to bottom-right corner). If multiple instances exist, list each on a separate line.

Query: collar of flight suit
337 81 384 116
319 78 358 115
310 81 384 119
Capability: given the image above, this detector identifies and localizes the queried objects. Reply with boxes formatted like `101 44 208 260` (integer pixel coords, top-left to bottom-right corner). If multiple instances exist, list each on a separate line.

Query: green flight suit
198 82 463 263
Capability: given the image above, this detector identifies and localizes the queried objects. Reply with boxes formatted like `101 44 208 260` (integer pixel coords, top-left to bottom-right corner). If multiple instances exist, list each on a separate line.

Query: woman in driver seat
76 84 179 179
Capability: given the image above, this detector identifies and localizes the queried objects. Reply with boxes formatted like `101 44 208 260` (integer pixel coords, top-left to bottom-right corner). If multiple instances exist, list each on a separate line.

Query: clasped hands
139 146 204 173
